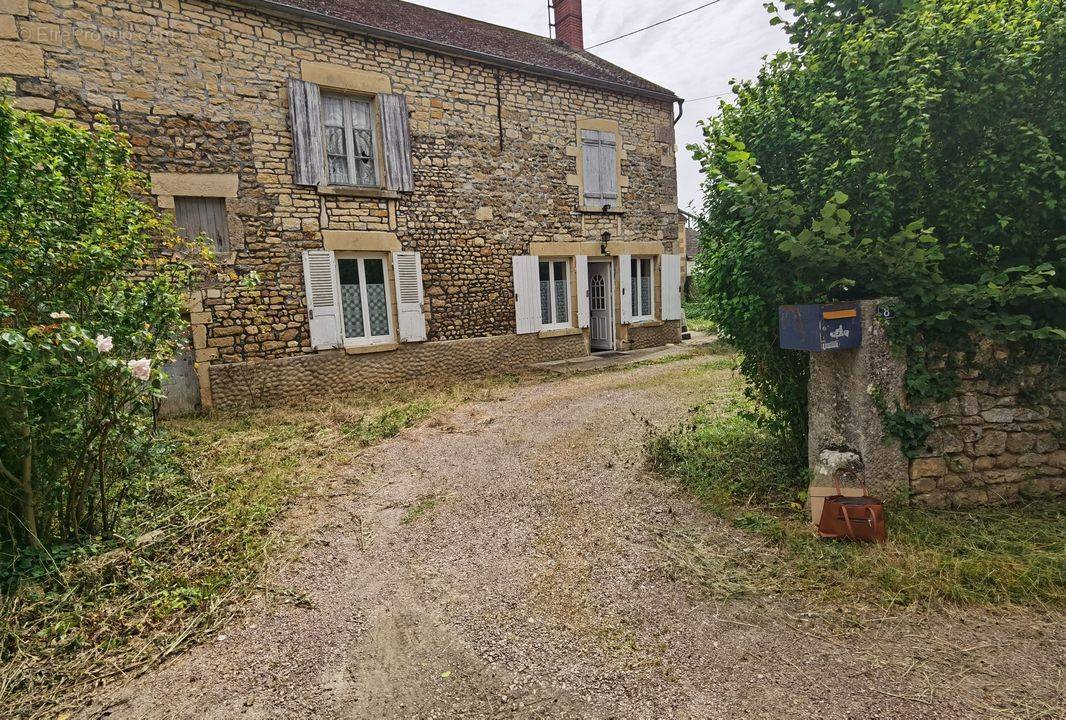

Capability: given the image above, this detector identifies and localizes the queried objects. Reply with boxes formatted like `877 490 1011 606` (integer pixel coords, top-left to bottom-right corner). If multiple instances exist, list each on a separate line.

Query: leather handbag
818 476 886 544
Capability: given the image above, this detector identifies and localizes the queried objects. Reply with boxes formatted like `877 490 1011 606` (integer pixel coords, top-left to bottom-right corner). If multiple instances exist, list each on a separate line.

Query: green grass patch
0 378 510 718
647 403 1066 609
683 301 716 333
401 496 441 525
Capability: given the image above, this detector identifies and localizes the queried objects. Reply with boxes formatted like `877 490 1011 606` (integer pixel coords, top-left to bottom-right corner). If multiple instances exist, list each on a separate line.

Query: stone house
1 0 686 409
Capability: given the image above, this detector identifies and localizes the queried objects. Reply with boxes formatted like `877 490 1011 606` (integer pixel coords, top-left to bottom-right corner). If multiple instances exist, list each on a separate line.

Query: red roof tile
243 0 680 101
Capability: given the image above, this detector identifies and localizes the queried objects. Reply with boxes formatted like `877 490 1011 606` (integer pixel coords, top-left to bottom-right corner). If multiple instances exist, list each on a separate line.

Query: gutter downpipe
673 98 685 126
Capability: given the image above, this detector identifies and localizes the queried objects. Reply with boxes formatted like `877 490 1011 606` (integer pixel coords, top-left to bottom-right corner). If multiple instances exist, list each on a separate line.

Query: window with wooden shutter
512 255 541 335
174 197 229 253
661 254 683 321
302 249 342 349
581 129 618 209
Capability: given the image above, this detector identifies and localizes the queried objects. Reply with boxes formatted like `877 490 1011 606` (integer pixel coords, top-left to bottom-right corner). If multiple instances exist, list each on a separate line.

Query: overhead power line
686 90 735 102
586 0 727 50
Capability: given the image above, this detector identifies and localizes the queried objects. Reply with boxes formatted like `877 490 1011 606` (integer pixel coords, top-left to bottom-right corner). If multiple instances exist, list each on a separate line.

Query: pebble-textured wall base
209 332 587 409
910 362 1065 508
627 321 682 351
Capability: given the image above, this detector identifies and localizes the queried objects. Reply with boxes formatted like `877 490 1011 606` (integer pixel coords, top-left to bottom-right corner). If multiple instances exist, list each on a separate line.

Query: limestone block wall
209 332 586 409
909 360 1065 508
807 300 1064 508
626 320 683 351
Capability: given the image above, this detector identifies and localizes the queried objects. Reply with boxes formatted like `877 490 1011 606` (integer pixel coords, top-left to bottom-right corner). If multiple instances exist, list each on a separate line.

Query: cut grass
401 495 441 525
0 377 515 719
647 400 1066 610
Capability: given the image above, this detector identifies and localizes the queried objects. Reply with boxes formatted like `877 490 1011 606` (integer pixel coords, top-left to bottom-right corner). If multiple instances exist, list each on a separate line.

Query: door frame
588 259 615 351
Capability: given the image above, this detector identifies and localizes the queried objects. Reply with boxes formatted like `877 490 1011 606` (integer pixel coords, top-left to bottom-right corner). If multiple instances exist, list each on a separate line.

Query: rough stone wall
910 361 1065 508
626 321 683 351
209 332 586 409
2 0 680 371
807 300 1064 509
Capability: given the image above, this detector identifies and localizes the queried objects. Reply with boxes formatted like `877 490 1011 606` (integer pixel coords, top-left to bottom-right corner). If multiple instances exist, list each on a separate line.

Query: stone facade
909 358 1065 508
3 0 683 409
808 300 1064 509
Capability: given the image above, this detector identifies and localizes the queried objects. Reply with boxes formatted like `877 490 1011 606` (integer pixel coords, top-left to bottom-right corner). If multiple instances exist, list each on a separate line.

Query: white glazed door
589 263 613 350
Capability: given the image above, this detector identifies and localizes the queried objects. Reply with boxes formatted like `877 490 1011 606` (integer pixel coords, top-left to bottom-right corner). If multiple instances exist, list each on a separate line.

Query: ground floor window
631 257 654 321
539 259 570 329
338 254 393 344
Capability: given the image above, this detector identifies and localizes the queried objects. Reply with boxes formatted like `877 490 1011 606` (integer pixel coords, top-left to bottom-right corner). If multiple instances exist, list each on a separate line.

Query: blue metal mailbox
779 302 862 351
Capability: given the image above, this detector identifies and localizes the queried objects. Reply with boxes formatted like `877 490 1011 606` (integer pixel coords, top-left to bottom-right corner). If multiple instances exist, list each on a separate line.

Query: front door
589 262 614 351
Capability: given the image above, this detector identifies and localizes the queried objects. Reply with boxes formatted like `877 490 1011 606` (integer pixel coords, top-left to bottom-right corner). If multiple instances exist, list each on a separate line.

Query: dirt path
80 358 1062 720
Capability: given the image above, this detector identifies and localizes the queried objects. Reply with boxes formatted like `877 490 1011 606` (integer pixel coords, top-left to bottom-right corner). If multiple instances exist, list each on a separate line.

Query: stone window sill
578 206 625 215
629 319 663 329
344 341 399 355
318 185 399 200
539 327 583 339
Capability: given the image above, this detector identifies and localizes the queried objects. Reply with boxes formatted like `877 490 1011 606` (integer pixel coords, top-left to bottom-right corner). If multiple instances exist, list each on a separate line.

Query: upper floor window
581 129 619 209
630 257 654 321
539 259 571 329
174 196 229 253
323 94 378 187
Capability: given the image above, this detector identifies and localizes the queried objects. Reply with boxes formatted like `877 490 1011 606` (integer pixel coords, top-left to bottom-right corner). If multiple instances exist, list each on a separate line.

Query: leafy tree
0 102 198 550
690 0 1065 460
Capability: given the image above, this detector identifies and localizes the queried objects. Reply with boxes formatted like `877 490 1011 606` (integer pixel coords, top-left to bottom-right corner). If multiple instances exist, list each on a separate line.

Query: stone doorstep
533 335 717 374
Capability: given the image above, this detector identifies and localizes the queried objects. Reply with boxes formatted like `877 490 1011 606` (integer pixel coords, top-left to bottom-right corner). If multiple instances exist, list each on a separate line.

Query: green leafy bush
0 102 196 550
689 0 1066 456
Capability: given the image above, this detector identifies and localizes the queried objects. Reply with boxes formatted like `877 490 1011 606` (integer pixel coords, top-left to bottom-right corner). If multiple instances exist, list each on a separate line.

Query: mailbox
779 302 862 351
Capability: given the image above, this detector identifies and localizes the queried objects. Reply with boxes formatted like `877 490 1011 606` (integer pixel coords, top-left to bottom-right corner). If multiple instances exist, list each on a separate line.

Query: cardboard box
809 485 866 525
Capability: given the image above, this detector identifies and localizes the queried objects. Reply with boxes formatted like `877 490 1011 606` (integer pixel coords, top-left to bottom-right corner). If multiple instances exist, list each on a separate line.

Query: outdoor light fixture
600 231 611 256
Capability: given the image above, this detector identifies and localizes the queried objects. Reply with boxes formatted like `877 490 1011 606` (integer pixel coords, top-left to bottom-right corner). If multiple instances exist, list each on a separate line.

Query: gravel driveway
80 357 1063 719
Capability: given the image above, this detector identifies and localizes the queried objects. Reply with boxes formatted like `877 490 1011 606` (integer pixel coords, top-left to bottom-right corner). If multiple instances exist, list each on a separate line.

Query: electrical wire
586 0 727 49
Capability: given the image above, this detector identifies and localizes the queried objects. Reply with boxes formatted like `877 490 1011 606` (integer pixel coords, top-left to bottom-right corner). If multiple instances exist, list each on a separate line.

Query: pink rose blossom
95 335 114 353
127 358 152 381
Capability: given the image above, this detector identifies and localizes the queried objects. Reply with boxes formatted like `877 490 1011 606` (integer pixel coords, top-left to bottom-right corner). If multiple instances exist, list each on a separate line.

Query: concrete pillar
808 299 909 504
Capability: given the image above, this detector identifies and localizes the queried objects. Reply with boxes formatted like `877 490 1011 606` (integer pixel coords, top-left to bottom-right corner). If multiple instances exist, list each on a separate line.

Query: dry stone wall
3 0 681 406
910 359 1065 508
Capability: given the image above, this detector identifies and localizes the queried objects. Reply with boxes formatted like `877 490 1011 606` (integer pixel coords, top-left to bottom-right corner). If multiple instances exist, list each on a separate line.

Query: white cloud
409 0 790 211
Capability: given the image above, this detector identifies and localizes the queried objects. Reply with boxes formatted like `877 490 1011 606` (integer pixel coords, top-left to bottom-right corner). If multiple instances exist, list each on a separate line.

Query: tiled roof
242 0 681 102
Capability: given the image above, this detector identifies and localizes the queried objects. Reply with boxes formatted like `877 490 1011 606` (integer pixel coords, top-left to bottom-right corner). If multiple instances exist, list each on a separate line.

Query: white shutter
576 255 590 329
512 255 541 335
618 254 632 324
288 79 325 187
302 250 342 349
582 136 601 207
661 254 683 321
380 94 414 192
393 251 427 342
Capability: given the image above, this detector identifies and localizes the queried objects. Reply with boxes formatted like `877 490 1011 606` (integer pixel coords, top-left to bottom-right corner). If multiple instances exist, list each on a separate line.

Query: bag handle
832 468 868 497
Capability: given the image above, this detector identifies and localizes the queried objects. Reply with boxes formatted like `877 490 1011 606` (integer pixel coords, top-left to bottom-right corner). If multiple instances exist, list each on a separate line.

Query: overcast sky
412 0 791 212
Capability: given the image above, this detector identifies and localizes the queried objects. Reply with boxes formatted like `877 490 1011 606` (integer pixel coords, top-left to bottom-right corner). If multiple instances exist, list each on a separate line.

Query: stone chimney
554 0 584 50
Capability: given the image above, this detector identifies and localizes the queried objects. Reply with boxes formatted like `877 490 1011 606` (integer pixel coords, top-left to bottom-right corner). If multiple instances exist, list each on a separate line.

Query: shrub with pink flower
127 358 152 381
95 334 114 353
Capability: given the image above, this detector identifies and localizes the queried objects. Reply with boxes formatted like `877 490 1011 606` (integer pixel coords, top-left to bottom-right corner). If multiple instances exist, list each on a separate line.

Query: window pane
339 259 365 339
350 99 373 129
353 130 375 185
631 258 639 317
539 261 551 325
364 258 390 336
553 261 568 324
640 259 652 316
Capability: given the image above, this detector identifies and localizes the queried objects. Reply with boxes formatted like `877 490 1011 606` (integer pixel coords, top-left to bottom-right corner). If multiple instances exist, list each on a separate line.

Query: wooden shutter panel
288 79 325 187
380 93 414 192
599 134 618 208
512 255 541 335
174 197 229 253
302 249 342 349
661 254 683 321
393 251 427 342
582 136 601 206
575 255 590 329
618 254 632 324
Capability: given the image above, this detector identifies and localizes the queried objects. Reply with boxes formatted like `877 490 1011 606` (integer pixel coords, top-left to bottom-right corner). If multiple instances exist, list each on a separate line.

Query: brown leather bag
818 476 886 544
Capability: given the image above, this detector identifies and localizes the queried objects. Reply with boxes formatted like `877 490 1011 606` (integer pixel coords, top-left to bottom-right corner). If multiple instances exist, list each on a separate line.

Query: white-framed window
630 257 654 321
337 253 393 345
539 258 571 329
581 129 619 209
322 94 378 187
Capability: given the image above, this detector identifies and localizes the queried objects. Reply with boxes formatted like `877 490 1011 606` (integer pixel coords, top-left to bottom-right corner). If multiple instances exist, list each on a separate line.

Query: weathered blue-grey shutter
174 197 229 253
379 94 414 192
288 79 325 187
582 131 601 207
599 133 618 208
